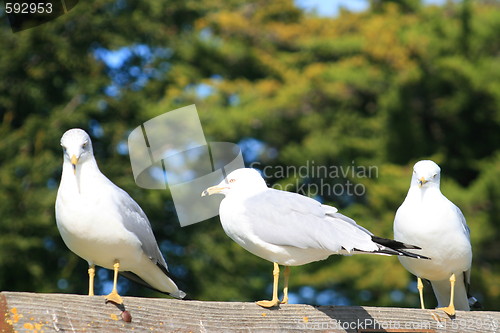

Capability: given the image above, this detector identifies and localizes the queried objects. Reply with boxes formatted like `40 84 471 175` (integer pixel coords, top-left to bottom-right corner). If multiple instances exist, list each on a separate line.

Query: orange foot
256 299 279 308
105 290 123 305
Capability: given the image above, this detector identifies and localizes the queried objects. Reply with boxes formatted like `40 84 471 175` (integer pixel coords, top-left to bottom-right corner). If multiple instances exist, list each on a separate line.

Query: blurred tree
0 0 499 311
0 0 250 298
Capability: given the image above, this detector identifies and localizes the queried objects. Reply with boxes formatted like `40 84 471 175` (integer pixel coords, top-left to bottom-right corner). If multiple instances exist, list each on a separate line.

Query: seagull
55 128 185 304
202 168 428 308
394 160 473 316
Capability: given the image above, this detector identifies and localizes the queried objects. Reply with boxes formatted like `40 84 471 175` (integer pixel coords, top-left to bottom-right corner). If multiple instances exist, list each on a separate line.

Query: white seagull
202 168 427 308
394 160 473 316
56 128 185 304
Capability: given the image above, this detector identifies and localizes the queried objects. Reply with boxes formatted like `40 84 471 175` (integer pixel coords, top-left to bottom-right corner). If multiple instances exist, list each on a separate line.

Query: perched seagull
56 128 185 304
394 160 474 316
202 168 428 308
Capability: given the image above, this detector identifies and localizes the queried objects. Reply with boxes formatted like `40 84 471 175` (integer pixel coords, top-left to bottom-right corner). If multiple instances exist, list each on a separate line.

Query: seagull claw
105 290 124 305
256 299 280 308
437 305 456 317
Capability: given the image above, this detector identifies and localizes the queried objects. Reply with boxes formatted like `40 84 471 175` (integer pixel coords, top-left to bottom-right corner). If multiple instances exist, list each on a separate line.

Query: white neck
406 183 442 203
60 157 102 194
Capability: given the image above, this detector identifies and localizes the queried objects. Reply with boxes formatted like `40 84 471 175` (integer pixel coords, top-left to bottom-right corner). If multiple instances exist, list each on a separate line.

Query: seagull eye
61 145 67 153
82 142 88 148
229 179 236 183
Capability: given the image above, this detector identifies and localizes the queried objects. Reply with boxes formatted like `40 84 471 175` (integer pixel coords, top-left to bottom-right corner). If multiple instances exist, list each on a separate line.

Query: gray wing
454 204 470 241
246 189 378 253
113 185 169 272
447 199 481 306
329 211 374 236
456 201 477 300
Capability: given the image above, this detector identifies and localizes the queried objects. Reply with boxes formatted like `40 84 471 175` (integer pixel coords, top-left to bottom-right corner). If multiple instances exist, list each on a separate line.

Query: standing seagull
202 168 428 308
56 128 185 304
394 160 473 316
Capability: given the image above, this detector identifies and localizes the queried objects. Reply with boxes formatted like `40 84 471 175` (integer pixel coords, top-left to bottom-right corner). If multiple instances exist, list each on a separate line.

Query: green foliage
0 0 499 311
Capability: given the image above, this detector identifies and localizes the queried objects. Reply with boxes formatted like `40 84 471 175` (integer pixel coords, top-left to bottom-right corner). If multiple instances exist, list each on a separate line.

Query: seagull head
60 129 94 175
201 168 268 197
412 160 441 189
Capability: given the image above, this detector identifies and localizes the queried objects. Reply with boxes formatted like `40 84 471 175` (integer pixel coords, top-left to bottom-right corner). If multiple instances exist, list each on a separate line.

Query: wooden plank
0 292 498 332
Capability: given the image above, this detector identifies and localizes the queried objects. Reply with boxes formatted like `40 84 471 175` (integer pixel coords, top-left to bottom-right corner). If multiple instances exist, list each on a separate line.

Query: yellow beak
201 185 226 197
418 177 427 187
71 155 79 175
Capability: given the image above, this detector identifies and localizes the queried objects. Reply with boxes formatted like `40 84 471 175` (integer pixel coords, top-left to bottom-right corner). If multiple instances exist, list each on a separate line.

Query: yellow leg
105 261 123 305
417 277 425 309
256 262 280 308
281 266 290 304
88 265 95 296
437 274 456 316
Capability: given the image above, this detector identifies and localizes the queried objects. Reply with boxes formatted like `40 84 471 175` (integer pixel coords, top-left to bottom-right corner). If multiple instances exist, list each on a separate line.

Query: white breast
56 174 143 270
394 190 471 280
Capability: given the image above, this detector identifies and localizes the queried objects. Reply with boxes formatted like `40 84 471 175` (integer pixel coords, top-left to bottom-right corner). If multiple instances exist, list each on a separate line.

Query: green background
0 0 498 310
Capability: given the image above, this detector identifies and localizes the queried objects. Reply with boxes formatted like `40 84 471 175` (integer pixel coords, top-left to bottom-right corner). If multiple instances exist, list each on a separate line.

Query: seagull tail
370 236 430 260
464 270 482 309
120 270 187 299
170 289 187 299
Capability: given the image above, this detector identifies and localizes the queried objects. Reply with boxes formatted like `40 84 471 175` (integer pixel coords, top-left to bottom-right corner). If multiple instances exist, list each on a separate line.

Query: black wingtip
371 236 422 250
371 236 430 259
468 296 483 310
396 249 430 260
